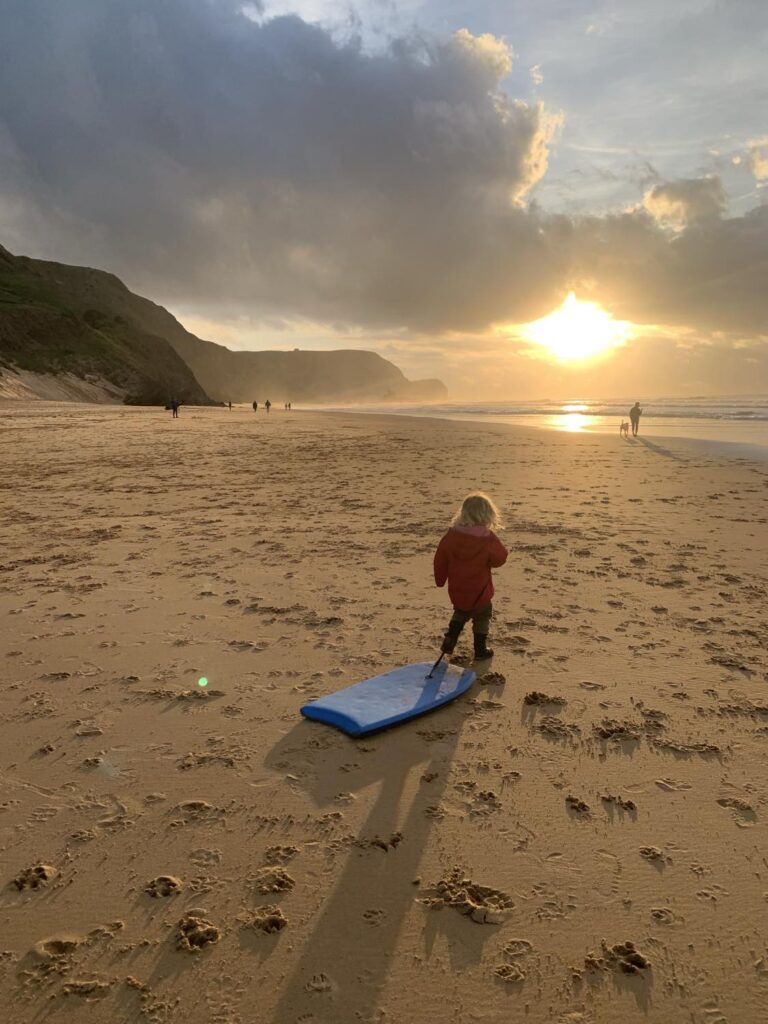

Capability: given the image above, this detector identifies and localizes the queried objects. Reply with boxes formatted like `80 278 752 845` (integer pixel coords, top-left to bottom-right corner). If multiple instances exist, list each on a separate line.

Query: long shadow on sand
263 699 468 1023
628 437 685 462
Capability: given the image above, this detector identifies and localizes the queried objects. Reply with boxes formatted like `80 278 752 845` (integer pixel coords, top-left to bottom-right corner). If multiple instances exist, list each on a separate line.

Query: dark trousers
448 601 492 636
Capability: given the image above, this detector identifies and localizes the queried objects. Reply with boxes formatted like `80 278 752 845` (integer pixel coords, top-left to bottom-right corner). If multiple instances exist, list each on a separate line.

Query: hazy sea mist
319 395 768 451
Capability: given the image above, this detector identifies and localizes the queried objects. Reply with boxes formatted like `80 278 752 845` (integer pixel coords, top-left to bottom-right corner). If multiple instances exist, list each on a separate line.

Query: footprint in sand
145 876 184 898
176 913 221 952
189 848 222 867
695 885 730 903
716 797 757 827
494 937 534 983
524 691 567 707
264 845 299 864
247 905 288 933
650 907 683 926
253 866 295 894
13 863 58 891
305 973 335 994
363 908 386 926
655 778 692 791
62 979 112 1000
639 846 670 865
419 868 514 924
566 795 590 816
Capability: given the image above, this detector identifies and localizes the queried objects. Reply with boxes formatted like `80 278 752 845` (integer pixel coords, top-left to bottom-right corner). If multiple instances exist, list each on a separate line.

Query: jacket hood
445 529 494 560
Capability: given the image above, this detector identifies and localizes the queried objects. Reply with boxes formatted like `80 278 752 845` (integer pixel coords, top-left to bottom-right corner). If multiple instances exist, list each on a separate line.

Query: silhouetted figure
170 400 180 418
253 401 258 411
288 402 291 411
228 401 232 410
629 402 642 436
265 399 271 413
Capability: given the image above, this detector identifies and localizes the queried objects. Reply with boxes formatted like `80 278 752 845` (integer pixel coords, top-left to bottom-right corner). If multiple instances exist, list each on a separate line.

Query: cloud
643 175 727 229
0 1 560 332
566 202 768 336
0 0 767 365
746 137 768 181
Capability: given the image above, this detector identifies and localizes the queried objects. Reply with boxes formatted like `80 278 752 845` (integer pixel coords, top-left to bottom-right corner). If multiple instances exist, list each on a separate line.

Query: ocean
320 395 768 453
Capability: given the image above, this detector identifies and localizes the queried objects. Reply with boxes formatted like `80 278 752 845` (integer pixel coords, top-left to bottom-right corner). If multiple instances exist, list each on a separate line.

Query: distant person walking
228 401 232 410
265 399 271 413
629 402 642 436
252 401 258 411
170 400 180 418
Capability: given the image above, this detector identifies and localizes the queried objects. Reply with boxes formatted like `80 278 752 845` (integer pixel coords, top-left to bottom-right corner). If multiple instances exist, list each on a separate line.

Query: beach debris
176 913 221 952
419 867 514 924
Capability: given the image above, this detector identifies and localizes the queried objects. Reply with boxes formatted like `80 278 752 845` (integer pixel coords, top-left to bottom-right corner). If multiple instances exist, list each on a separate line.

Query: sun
519 292 633 362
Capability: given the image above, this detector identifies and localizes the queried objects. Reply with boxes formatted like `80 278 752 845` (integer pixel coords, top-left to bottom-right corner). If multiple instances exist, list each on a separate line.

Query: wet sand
1 402 767 1024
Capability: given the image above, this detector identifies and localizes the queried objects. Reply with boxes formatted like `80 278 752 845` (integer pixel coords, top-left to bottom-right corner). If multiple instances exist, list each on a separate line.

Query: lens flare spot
198 677 208 687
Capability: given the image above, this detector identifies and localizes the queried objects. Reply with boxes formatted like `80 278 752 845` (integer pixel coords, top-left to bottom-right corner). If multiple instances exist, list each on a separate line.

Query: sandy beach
2 402 767 1024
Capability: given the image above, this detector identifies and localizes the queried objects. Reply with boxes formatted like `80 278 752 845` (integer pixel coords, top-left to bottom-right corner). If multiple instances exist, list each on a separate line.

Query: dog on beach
619 420 629 437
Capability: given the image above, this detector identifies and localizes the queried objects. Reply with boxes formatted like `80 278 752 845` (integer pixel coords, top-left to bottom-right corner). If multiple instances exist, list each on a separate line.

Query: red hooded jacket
434 526 508 611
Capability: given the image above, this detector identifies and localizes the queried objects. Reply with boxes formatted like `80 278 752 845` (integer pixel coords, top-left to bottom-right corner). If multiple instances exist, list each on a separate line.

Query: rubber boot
473 633 494 659
441 622 464 655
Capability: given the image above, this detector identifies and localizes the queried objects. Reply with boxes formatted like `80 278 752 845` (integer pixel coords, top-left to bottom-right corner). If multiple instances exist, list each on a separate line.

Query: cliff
0 246 447 404
0 245 212 405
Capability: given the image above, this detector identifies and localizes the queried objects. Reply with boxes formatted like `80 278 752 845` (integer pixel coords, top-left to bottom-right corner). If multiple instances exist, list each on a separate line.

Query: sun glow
520 292 633 362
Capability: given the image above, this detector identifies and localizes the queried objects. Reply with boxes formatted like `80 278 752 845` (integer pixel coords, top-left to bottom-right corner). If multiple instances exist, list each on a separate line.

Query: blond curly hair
451 492 502 530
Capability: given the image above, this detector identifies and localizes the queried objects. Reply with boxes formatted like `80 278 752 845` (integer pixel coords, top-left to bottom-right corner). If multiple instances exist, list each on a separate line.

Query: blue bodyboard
300 661 476 736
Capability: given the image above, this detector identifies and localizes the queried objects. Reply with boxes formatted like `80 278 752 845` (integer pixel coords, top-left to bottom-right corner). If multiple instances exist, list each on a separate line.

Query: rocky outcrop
0 245 447 404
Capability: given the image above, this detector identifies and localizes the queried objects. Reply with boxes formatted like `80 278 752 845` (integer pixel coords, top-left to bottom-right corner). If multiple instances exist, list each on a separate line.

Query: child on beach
434 493 508 660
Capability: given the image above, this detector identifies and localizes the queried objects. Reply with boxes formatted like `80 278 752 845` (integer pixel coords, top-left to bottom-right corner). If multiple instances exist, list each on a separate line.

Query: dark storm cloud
1 0 767 343
567 202 768 335
0 0 562 330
